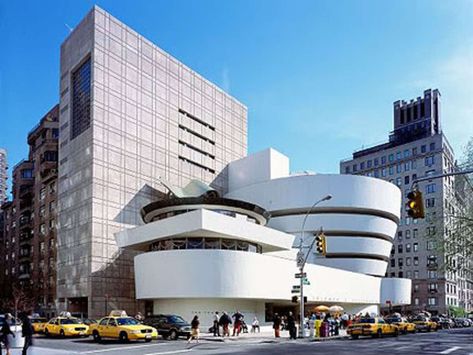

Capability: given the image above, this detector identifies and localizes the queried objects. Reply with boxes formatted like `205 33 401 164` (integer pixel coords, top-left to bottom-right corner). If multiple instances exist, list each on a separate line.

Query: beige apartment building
341 89 473 315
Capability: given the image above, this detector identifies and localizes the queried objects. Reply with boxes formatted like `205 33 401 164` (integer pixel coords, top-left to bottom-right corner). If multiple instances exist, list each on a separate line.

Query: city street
8 328 473 355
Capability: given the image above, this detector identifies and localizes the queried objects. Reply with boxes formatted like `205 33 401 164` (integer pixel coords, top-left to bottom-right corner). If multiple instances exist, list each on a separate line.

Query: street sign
295 272 307 279
291 289 300 293
303 279 310 285
292 285 301 289
386 300 391 304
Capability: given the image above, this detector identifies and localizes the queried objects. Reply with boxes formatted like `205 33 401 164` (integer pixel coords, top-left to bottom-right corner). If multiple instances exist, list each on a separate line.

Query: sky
0 0 472 184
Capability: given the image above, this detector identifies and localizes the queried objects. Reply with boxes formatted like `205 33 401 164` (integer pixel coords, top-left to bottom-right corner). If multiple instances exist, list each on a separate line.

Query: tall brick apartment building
1 105 59 317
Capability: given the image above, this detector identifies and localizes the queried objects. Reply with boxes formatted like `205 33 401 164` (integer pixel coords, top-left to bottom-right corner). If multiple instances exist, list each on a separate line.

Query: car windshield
117 318 139 326
386 317 401 323
168 316 187 324
61 319 80 325
359 318 376 324
31 319 47 323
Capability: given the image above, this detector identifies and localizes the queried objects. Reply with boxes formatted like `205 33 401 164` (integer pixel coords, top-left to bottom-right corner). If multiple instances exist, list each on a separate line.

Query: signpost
295 272 307 279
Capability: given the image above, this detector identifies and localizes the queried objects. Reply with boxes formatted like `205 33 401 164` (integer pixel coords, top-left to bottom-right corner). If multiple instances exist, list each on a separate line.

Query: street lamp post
297 194 332 338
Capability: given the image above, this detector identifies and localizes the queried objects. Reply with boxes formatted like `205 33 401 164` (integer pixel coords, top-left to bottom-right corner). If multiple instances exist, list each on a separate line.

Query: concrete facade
340 89 473 315
57 6 247 317
117 148 410 327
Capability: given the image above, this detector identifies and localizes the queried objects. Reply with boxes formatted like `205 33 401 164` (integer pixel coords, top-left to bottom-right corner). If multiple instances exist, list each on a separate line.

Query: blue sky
1 0 472 182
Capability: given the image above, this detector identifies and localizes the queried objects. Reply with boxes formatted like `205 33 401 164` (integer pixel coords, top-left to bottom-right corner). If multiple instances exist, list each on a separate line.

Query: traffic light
291 296 298 303
406 190 425 219
314 232 326 255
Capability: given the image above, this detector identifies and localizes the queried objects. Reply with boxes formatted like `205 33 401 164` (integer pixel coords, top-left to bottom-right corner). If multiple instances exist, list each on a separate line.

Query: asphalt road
5 327 473 355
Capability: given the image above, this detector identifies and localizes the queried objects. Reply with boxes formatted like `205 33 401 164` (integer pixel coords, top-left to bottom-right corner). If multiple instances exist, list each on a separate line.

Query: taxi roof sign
109 310 128 317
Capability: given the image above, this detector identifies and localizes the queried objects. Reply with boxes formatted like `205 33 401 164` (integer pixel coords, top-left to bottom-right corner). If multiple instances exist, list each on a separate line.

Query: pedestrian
287 312 297 340
135 312 144 322
1 313 15 355
213 311 220 337
219 312 231 337
251 317 260 333
187 315 200 344
232 310 244 336
341 312 349 329
21 310 34 355
273 313 281 338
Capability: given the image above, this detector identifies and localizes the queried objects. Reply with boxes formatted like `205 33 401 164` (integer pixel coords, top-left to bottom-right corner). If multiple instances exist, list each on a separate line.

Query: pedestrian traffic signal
406 190 425 219
314 232 326 255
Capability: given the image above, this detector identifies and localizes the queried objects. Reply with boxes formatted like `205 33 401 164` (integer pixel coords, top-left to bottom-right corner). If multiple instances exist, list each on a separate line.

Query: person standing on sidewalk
273 313 281 338
219 312 231 337
213 312 220 337
287 312 297 339
232 311 244 336
21 310 34 355
187 315 200 344
1 313 15 355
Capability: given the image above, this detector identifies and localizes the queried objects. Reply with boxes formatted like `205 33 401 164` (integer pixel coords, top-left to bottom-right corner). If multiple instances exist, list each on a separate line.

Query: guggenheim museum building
117 148 411 326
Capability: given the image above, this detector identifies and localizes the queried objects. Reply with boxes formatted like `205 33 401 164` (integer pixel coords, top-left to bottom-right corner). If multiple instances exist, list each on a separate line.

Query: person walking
1 313 15 355
21 310 34 355
273 313 281 338
232 311 244 336
251 317 260 333
212 312 220 337
219 312 231 337
187 315 200 344
287 312 297 339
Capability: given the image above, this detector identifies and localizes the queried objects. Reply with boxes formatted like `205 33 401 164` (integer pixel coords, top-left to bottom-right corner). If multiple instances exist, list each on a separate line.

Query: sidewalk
200 328 349 343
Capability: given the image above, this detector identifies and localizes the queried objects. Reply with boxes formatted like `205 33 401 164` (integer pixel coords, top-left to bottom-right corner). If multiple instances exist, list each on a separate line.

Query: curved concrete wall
134 249 383 305
226 174 401 276
380 278 412 306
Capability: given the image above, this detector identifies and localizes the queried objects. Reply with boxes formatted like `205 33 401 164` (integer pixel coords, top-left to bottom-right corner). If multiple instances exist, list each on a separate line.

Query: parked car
412 316 438 332
44 316 89 337
453 318 470 328
80 318 98 326
347 317 399 339
89 310 157 343
384 316 416 334
143 314 191 340
431 316 452 329
31 317 48 333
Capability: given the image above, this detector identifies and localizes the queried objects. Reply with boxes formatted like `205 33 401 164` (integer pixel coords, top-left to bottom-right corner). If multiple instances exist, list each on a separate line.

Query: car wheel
427 326 431 332
351 335 359 340
394 329 399 337
145 338 152 343
169 330 178 340
119 331 129 343
93 331 101 343
377 329 383 338
60 330 65 338
45 329 50 337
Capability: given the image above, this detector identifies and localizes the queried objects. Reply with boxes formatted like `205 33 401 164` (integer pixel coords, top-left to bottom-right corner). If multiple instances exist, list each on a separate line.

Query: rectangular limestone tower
57 6 247 317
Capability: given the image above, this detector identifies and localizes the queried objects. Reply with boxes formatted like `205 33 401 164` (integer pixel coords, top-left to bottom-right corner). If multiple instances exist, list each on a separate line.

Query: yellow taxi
88 310 158 343
31 317 48 333
411 315 438 332
384 316 416 334
347 317 399 339
44 316 89 337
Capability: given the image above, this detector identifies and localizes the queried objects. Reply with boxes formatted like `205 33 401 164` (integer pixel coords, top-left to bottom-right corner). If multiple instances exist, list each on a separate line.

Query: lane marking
79 343 165 354
440 347 461 354
145 350 193 355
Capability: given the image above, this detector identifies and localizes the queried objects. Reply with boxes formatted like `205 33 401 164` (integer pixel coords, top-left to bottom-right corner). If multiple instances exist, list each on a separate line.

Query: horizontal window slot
179 156 215 174
178 124 215 145
179 108 215 131
179 140 215 159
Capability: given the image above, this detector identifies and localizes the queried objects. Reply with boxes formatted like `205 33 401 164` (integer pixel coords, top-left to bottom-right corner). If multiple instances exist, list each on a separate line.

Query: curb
311 335 349 342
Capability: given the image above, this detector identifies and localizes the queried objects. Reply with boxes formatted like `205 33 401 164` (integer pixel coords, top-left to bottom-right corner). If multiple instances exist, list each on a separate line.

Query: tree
0 278 35 319
423 137 473 281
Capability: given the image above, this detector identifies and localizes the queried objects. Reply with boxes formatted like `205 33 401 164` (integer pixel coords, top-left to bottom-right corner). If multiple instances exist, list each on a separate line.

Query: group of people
1 310 34 355
211 311 259 337
272 312 297 339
